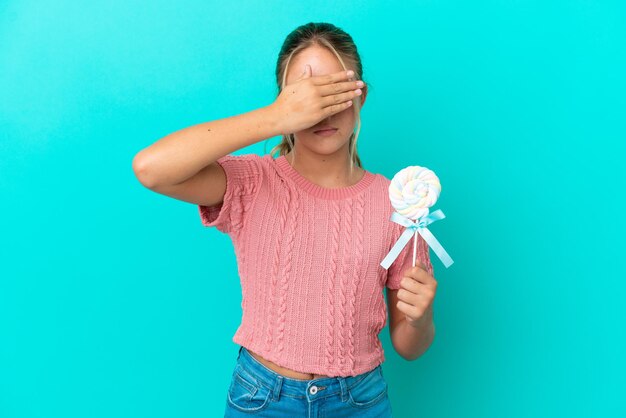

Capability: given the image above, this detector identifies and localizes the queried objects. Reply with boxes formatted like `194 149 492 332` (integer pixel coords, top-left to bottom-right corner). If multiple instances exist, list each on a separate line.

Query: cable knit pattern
337 199 351 371
198 153 433 377
276 186 298 355
264 177 291 355
323 199 340 370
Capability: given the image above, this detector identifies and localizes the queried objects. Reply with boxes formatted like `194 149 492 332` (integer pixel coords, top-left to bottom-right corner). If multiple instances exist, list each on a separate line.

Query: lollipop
380 165 454 270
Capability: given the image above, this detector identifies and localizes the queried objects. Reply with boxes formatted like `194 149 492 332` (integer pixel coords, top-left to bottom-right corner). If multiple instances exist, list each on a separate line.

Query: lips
313 126 337 133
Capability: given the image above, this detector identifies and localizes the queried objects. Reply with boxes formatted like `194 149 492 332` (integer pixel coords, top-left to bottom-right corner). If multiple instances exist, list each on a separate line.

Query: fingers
320 100 353 118
398 276 418 293
398 275 437 304
317 78 364 112
403 264 436 285
311 69 355 86
320 89 361 109
295 64 312 82
302 64 312 78
319 79 364 97
296 68 364 118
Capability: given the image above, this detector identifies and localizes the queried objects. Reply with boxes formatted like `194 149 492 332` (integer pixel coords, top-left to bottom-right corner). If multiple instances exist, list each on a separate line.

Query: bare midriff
248 349 333 380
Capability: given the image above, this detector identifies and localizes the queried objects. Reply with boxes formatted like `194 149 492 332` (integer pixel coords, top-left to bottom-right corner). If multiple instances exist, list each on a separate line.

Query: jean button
309 385 318 395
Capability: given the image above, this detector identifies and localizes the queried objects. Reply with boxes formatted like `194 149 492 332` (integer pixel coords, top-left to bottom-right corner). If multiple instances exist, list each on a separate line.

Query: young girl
133 22 437 418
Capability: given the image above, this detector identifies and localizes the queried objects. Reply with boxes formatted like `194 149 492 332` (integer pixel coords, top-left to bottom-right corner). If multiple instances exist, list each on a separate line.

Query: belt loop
338 377 348 402
272 375 283 402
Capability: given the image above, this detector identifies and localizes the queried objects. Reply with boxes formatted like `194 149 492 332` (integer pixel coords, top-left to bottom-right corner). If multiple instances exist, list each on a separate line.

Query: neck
285 148 363 188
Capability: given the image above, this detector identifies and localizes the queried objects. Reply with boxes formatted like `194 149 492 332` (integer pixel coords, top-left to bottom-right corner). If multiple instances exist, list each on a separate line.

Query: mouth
313 127 338 135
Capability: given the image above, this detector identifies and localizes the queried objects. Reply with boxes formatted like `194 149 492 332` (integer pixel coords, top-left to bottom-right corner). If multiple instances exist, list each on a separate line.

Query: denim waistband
235 345 381 401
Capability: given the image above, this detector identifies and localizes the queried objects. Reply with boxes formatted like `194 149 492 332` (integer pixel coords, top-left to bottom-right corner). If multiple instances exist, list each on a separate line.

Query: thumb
298 64 312 80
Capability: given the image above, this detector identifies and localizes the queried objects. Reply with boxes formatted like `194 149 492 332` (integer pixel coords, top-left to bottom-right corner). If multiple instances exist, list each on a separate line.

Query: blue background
1 1 624 417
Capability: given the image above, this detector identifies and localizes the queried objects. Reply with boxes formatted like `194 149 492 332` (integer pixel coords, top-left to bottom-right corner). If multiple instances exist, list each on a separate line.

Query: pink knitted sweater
198 153 433 377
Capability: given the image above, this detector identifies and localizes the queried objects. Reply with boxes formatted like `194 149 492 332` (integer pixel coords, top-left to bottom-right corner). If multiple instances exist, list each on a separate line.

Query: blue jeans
224 346 393 417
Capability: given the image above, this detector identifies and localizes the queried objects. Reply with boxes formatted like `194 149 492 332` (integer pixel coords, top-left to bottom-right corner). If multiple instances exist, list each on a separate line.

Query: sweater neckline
274 154 376 200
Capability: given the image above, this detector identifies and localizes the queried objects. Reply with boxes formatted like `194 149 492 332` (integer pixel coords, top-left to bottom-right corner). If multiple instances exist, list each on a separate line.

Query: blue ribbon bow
380 209 454 270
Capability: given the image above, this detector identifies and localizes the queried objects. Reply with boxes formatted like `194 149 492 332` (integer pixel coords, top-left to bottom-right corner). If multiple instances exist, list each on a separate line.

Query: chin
299 135 351 156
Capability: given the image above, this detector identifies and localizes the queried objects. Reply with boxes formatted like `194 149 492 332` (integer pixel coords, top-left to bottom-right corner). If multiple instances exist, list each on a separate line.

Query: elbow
391 325 436 361
132 152 159 189
394 343 432 362
394 346 420 362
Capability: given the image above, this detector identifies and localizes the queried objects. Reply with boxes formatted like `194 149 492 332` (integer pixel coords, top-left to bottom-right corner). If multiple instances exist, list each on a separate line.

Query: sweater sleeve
385 229 434 290
197 153 263 234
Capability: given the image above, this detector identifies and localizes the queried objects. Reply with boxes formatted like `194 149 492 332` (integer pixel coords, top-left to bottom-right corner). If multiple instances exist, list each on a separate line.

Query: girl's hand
270 65 365 135
396 263 437 328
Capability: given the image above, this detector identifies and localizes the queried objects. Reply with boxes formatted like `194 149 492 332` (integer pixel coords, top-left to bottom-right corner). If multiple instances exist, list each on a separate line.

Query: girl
133 22 437 418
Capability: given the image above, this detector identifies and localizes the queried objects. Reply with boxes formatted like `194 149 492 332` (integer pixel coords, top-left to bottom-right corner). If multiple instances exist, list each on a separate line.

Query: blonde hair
265 22 367 175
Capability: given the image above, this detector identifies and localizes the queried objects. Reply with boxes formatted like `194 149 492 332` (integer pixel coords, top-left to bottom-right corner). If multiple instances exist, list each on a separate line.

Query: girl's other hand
269 65 364 135
396 263 437 329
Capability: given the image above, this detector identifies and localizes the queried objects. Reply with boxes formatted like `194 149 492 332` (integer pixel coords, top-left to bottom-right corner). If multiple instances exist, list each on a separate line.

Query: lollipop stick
412 229 417 267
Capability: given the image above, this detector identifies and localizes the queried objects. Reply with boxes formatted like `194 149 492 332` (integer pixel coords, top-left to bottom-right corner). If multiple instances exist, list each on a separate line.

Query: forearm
133 104 282 188
391 307 435 361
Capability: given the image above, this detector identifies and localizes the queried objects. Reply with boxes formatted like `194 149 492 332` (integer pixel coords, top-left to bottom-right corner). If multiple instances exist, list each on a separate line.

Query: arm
131 68 362 205
132 104 281 202
386 264 437 361
387 288 435 360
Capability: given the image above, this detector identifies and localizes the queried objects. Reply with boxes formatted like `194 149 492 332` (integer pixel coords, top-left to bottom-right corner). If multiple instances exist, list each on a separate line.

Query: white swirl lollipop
389 166 441 220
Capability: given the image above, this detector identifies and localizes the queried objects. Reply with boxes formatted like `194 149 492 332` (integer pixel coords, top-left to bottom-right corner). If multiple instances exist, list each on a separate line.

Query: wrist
408 306 434 330
263 103 285 137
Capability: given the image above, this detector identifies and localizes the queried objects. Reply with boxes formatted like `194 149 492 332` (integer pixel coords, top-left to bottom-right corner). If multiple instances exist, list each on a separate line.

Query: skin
387 263 437 361
249 44 370 380
250 44 437 379
281 44 368 187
